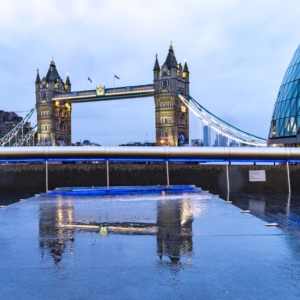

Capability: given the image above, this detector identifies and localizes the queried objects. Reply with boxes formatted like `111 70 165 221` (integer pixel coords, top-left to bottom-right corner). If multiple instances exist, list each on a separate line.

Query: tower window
165 118 169 123
40 92 47 100
161 117 165 124
168 102 171 107
160 130 165 137
160 102 163 108
169 117 171 123
161 81 169 88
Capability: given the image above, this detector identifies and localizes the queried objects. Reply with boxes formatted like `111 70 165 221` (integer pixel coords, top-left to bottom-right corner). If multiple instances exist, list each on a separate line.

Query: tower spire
65 71 71 85
165 42 177 68
153 53 160 71
50 57 56 67
183 58 189 73
35 68 41 84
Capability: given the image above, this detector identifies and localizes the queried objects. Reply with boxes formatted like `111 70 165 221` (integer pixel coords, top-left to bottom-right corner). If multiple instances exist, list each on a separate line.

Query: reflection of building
39 198 75 264
156 200 193 262
39 198 193 265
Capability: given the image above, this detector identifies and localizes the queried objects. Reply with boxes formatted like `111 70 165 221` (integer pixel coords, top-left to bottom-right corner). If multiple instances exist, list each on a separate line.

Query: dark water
0 192 34 206
1 192 300 299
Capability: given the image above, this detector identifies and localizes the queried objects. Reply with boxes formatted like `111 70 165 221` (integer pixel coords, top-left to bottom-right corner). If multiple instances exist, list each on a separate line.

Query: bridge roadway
52 84 154 103
0 146 300 162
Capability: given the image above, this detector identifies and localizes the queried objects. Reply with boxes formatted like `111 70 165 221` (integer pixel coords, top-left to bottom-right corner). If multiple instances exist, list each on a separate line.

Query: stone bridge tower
35 59 72 146
154 43 190 146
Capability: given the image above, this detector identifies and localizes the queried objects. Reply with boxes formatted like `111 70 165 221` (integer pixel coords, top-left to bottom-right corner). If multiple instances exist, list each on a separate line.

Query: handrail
0 146 298 162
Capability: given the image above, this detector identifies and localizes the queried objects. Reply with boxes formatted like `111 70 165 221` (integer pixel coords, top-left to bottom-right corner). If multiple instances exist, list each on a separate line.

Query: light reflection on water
38 193 211 266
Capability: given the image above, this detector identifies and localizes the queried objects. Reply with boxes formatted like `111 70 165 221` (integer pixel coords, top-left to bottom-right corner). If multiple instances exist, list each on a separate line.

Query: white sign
249 170 266 182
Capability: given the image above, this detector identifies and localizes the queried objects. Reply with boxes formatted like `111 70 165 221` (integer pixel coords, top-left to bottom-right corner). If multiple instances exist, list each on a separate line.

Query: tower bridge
0 43 268 147
35 43 191 147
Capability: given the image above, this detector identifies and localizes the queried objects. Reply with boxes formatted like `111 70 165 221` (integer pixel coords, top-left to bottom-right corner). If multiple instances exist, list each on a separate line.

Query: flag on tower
114 74 120 79
88 77 92 83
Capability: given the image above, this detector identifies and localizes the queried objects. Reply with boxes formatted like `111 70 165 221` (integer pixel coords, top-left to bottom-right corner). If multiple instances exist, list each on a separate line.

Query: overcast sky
1 0 300 145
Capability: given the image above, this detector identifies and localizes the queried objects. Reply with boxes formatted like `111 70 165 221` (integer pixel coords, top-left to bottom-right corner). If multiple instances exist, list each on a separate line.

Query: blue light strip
0 157 296 163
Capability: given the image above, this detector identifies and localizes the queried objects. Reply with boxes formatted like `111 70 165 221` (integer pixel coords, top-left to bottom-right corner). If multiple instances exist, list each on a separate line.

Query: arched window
41 111 44 117
160 102 163 108
168 102 171 107
165 118 169 123
47 111 50 116
47 124 50 130
41 125 45 130
169 117 171 123
160 130 165 137
60 122 64 130
161 118 164 124
56 123 59 130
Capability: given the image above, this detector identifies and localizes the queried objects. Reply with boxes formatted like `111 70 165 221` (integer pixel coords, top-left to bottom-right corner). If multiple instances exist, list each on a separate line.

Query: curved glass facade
269 44 300 139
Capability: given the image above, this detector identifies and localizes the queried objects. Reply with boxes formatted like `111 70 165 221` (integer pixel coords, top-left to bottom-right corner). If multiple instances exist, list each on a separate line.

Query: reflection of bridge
4 43 267 147
39 196 193 264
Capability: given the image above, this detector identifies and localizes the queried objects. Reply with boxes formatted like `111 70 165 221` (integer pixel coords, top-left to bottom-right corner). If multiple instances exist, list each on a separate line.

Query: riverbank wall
0 163 296 194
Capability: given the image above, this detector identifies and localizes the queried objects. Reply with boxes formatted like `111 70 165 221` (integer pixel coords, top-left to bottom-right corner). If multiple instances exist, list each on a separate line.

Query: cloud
1 0 300 144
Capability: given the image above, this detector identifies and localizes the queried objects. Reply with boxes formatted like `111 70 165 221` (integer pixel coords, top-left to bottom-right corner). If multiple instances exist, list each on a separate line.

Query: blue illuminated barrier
49 185 201 196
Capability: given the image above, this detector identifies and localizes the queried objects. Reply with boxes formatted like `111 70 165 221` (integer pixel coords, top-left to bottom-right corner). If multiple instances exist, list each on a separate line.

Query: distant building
269 43 300 146
119 141 156 146
214 134 229 147
74 140 101 146
203 126 211 147
191 139 202 146
0 111 31 144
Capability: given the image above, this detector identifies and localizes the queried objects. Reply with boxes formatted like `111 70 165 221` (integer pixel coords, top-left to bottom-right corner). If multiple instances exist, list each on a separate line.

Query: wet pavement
1 190 300 299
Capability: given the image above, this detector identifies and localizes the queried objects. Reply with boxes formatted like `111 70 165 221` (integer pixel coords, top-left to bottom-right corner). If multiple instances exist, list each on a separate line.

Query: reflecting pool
1 190 300 299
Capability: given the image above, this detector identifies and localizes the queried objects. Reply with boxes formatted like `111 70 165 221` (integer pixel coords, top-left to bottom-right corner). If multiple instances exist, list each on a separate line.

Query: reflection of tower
156 199 193 262
39 197 75 265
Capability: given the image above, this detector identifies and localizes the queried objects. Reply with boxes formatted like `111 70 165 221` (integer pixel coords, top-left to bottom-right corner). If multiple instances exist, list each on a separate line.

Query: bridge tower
154 43 190 146
35 59 72 146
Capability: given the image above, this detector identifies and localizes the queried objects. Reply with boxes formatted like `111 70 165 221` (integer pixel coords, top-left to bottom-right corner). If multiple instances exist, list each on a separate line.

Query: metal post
106 160 109 190
226 161 230 194
225 161 232 203
286 162 291 194
166 160 169 187
45 160 48 192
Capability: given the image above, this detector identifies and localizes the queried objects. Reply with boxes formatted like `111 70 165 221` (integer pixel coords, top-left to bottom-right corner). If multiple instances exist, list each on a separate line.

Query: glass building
269 44 300 146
